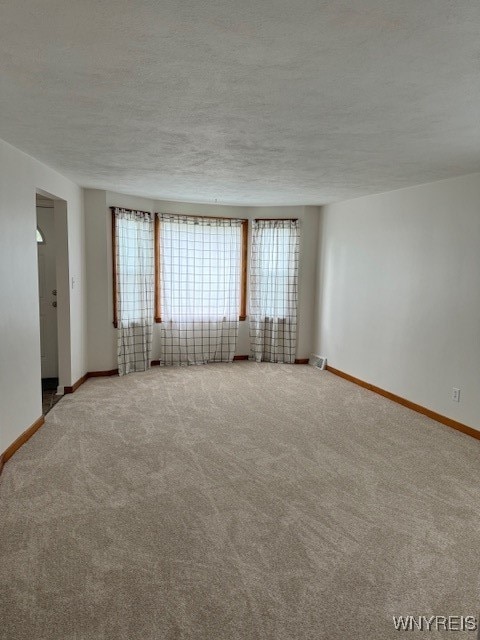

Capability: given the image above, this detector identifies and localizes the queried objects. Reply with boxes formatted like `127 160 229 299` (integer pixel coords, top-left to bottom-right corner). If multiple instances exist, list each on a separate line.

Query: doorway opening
36 194 61 414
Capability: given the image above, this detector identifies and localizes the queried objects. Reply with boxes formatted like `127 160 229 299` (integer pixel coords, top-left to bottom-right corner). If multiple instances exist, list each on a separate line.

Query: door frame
36 189 71 394
37 198 59 378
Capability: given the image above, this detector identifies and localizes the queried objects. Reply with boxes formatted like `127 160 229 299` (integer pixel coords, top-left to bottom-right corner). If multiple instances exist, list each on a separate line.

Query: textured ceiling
1 0 480 205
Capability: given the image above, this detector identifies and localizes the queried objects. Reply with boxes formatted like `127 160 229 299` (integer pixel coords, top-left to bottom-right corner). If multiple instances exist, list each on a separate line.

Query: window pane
160 218 242 322
249 221 299 320
257 228 292 317
115 212 154 324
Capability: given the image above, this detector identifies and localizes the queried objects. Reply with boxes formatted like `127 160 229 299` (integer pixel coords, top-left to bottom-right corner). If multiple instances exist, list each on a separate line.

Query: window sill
153 316 247 324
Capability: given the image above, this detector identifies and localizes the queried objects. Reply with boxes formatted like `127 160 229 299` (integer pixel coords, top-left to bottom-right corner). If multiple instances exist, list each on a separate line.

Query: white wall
85 189 114 371
0 138 87 453
85 190 320 371
314 173 480 431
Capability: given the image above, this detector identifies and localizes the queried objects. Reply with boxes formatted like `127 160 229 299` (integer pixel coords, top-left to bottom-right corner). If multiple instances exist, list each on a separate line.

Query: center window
156 213 247 323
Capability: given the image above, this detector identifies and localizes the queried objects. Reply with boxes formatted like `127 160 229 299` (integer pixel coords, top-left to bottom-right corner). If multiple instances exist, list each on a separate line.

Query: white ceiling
1 0 480 205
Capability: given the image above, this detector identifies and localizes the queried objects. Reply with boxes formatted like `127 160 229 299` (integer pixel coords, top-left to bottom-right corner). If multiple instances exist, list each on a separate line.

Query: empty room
1 1 479 638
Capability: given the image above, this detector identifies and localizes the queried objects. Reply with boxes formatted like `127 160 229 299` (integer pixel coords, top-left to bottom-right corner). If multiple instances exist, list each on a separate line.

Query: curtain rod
254 218 298 222
110 206 152 215
157 212 247 221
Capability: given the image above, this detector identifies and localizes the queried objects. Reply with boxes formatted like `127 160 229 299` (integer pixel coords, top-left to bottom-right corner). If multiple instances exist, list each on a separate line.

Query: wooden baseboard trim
87 369 119 377
327 365 480 441
65 358 309 394
64 373 88 394
0 415 45 476
153 356 250 365
61 359 254 388
235 357 309 364
64 369 119 394
1 366 119 474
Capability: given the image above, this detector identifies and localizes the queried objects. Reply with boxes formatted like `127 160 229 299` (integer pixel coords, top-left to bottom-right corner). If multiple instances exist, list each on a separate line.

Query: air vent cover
309 355 327 370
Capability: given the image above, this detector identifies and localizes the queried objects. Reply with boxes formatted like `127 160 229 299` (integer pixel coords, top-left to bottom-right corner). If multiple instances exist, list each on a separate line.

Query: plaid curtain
114 208 154 376
249 219 300 363
158 213 242 365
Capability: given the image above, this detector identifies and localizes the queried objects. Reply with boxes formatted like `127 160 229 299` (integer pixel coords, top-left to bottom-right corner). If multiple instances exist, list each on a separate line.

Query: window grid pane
249 219 299 364
158 213 243 365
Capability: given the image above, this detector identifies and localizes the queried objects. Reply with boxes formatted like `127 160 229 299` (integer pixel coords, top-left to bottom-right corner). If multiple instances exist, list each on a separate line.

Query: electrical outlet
452 388 461 402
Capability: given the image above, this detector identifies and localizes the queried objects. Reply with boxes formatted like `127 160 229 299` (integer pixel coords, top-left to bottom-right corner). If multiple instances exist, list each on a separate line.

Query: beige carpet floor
1 362 479 640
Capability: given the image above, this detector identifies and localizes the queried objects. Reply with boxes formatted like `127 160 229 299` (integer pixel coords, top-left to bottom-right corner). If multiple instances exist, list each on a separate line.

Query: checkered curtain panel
159 213 242 365
114 208 154 376
249 219 300 363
